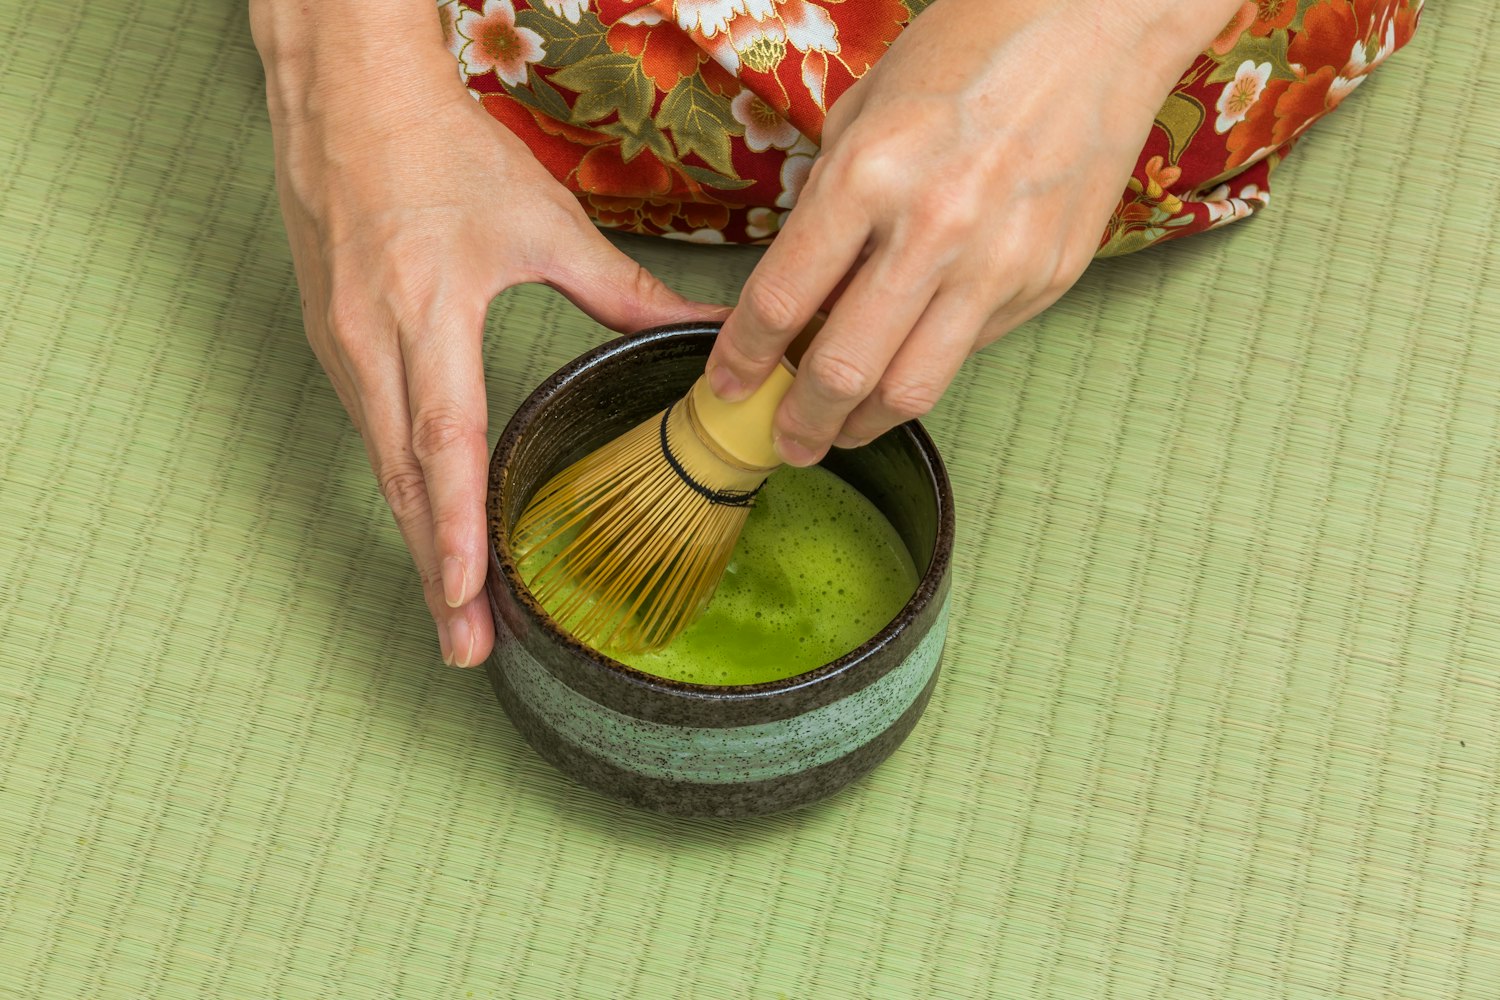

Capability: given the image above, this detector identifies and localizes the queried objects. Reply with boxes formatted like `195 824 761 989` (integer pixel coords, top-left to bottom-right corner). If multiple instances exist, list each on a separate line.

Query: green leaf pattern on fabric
452 0 1421 246
659 76 744 177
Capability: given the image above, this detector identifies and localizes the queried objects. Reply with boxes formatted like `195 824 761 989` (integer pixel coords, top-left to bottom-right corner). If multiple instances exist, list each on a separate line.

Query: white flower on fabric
1329 66 1368 105
785 135 818 157
745 206 784 240
674 0 779 38
802 49 828 108
686 0 839 78
438 1 463 56
1238 183 1268 206
539 0 590 23
620 7 664 26
1327 16 1402 109
1201 182 1269 228
1215 60 1271 134
438 1 472 81
663 228 729 244
775 151 814 210
776 2 838 56
456 0 546 87
730 90 802 152
1201 185 1242 227
1344 37 1370 78
1374 14 1401 67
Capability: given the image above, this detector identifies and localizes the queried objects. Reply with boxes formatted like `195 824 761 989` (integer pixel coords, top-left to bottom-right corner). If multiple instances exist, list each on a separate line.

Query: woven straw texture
2 3 1497 997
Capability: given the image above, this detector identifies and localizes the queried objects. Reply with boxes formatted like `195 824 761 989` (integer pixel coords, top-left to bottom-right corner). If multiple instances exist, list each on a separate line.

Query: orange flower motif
1142 155 1182 200
456 0 1418 248
1225 0 1421 170
606 6 710 92
577 143 676 197
1141 155 1184 214
1212 2 1258 55
1249 0 1297 37
584 194 731 234
1290 0 1418 83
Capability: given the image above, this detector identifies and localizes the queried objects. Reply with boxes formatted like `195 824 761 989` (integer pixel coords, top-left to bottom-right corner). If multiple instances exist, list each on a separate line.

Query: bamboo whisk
512 360 796 653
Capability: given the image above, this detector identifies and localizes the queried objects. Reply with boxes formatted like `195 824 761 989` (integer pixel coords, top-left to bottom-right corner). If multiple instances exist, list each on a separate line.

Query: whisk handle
688 361 796 471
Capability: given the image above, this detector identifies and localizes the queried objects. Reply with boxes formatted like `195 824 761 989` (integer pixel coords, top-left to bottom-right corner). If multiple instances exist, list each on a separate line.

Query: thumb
550 231 730 334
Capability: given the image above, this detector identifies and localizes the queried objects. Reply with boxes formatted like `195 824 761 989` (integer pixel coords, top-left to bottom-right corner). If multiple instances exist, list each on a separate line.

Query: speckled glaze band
485 325 955 817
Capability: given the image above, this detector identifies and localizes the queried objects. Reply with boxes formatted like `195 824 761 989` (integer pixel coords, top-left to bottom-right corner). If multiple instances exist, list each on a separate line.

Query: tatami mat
2 2 1496 997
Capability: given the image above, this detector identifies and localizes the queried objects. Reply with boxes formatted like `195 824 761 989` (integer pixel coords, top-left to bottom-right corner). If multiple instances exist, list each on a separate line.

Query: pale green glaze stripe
502 599 950 784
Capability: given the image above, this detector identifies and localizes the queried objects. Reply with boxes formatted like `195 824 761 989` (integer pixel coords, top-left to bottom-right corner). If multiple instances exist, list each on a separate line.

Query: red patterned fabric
441 0 1422 253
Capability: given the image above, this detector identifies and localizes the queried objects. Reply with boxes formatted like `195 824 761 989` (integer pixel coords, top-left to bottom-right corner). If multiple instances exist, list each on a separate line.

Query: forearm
249 0 458 122
925 0 1246 96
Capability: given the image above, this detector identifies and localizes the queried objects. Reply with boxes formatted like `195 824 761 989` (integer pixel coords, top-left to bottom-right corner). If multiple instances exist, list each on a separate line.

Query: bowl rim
488 321 955 704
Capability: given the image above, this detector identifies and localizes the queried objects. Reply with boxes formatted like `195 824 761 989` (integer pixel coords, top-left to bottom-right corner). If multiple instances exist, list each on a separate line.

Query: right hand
253 4 722 668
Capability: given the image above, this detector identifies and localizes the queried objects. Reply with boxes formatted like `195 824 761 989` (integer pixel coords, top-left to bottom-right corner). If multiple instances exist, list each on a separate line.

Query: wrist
1108 0 1249 80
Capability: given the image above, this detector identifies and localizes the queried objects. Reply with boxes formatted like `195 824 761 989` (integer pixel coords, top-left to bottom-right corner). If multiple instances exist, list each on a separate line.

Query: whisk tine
579 476 701 645
632 504 741 647
511 364 794 654
600 496 718 649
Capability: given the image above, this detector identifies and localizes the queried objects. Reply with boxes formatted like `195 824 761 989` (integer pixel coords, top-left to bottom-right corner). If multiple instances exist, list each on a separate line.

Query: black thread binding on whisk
659 404 763 507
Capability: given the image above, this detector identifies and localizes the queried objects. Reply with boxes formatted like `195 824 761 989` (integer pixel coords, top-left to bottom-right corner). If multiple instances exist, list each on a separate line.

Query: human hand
706 0 1243 464
252 2 721 667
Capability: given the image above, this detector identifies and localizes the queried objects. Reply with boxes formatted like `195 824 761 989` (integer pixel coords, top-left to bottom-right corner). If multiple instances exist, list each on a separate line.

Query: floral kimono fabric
442 0 1421 254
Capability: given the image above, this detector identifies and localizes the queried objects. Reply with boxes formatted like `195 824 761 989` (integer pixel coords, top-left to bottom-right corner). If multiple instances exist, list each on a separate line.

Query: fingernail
438 620 454 666
833 433 869 450
442 556 467 609
774 434 821 467
707 362 748 402
449 616 475 668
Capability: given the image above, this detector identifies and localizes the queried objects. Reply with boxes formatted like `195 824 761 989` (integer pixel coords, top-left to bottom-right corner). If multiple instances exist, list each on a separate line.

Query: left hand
705 0 1243 464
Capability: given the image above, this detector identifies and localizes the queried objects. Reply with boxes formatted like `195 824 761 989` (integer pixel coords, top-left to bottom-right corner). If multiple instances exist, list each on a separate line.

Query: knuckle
775 405 823 445
324 292 366 345
416 566 443 601
840 143 904 199
410 407 481 464
322 294 385 371
429 493 479 541
711 335 763 376
377 464 428 523
429 511 471 554
804 349 876 404
741 272 804 335
623 260 667 306
1051 243 1092 295
878 378 943 422
908 191 977 253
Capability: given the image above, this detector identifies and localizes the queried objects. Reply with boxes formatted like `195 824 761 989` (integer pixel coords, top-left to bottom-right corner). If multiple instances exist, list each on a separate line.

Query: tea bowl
484 323 954 817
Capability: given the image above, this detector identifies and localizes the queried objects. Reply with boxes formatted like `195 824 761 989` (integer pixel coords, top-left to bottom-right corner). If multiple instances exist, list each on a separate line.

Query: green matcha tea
525 464 919 685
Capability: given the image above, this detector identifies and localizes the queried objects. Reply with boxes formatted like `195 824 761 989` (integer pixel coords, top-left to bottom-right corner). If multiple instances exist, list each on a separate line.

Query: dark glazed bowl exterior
485 323 955 817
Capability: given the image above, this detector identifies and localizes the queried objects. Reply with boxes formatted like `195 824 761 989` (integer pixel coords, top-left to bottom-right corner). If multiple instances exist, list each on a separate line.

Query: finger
400 303 491 625
707 180 870 401
364 416 496 667
548 221 728 333
307 332 365 436
770 248 939 465
834 290 994 447
299 284 368 432
447 593 496 672
351 330 465 666
970 284 1059 354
